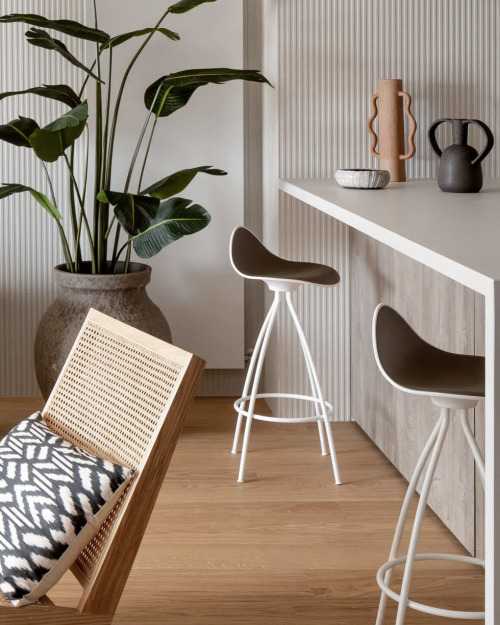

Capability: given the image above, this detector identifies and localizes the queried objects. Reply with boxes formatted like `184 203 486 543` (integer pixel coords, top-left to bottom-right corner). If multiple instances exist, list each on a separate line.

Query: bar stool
229 226 342 485
372 303 485 624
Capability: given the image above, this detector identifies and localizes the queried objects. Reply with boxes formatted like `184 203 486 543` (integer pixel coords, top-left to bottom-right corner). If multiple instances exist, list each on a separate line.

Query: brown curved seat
373 304 484 398
230 226 340 286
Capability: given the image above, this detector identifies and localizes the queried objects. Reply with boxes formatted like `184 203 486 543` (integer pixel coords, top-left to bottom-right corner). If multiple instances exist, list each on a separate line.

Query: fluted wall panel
275 0 500 421
0 0 261 398
0 1 87 396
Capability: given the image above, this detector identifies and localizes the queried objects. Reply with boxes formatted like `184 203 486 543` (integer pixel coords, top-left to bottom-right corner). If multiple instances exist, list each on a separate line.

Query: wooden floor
0 398 484 624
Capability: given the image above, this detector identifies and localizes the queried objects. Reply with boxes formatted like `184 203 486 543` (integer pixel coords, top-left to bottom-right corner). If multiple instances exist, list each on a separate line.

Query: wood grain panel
350 228 477 552
474 292 485 559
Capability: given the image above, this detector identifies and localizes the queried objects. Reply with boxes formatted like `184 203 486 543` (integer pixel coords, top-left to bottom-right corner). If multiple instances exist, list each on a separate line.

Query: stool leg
283 293 327 455
375 415 444 625
285 292 341 485
459 409 485 487
394 408 451 625
237 291 281 483
232 299 278 455
317 420 328 456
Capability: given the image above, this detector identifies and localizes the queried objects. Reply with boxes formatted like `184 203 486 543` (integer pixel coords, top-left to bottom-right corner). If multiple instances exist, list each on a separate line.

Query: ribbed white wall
0 0 86 396
275 0 500 420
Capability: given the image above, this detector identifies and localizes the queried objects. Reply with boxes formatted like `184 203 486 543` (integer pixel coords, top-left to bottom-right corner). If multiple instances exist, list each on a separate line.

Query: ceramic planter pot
34 262 172 399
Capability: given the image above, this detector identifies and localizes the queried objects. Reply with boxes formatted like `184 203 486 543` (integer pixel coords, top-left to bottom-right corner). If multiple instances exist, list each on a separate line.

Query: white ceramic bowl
334 169 390 189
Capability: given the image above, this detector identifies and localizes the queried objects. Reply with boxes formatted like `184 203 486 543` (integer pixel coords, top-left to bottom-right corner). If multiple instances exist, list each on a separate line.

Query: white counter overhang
280 178 500 295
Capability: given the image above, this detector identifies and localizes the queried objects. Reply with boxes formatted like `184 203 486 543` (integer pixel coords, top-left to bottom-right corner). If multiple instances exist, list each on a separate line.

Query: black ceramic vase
428 118 494 193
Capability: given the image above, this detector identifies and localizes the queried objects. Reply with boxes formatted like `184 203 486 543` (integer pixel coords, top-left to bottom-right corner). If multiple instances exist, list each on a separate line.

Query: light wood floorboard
0 398 484 624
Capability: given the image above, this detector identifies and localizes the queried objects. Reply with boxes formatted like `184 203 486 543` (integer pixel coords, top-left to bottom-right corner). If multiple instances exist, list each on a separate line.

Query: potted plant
0 0 270 397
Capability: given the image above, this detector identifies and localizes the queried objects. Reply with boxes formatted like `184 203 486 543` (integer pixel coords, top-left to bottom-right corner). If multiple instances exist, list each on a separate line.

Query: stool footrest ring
376 553 485 620
234 393 334 424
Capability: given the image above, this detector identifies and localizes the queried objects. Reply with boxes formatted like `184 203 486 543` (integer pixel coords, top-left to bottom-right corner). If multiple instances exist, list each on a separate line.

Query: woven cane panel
43 321 183 469
74 480 133 582
42 320 185 583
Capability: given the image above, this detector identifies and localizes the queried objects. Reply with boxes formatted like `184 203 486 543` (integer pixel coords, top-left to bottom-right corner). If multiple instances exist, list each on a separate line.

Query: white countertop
280 178 500 295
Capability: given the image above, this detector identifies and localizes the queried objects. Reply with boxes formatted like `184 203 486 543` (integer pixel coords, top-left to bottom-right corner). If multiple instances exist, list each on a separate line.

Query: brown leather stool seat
231 226 340 287
374 304 484 399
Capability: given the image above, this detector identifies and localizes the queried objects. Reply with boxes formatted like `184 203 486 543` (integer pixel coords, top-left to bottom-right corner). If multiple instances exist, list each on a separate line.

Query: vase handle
467 119 495 166
367 93 380 157
399 91 417 160
428 118 450 158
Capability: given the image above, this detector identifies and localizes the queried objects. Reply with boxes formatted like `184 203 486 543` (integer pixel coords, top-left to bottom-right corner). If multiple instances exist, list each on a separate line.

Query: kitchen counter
280 177 500 624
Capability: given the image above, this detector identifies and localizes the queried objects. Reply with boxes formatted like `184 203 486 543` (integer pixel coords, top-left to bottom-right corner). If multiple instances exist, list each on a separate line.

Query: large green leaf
101 27 180 50
0 117 39 148
141 166 226 200
0 13 109 43
29 102 88 162
26 29 103 83
168 0 217 14
0 184 61 220
144 68 271 117
0 84 81 108
97 190 160 236
132 197 211 258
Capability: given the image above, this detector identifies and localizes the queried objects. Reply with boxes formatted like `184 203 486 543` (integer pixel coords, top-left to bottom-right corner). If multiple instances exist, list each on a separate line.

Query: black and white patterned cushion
0 412 134 606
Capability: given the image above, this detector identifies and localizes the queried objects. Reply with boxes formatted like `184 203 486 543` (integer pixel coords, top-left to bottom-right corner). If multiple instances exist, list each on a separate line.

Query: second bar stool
229 226 342 485
372 303 485 624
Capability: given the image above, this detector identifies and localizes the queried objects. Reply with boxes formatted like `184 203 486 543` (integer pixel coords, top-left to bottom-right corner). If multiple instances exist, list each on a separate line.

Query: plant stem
41 162 73 272
63 154 84 208
82 126 90 209
74 127 91 269
78 60 97 100
93 0 105 272
101 48 113 188
57 222 74 272
124 84 162 194
41 162 57 207
104 8 171 191
123 243 132 273
111 224 122 271
104 215 115 240
63 154 96 273
114 238 131 266
137 117 159 192
68 153 81 266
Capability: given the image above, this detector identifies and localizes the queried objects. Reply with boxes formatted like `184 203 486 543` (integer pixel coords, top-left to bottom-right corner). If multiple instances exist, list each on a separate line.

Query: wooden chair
0 309 205 622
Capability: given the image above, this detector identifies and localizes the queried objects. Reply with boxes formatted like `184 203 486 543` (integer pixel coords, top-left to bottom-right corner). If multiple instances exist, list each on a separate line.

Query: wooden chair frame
0 309 205 621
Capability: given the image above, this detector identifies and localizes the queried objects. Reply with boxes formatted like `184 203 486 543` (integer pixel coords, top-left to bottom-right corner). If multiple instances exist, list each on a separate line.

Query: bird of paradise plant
0 0 270 274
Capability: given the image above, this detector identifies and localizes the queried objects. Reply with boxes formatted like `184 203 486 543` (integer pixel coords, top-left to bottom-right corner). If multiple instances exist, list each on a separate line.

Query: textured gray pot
34 262 172 399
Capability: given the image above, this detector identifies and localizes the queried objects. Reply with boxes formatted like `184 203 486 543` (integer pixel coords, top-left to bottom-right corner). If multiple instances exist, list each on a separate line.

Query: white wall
95 0 245 369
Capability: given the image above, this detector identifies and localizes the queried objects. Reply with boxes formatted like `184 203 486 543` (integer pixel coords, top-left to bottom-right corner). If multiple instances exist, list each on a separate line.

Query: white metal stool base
231 290 341 485
375 401 485 625
234 393 334 424
377 553 485 620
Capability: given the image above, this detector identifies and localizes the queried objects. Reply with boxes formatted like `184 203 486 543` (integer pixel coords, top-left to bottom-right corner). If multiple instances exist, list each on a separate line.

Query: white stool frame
375 397 486 625
231 287 341 485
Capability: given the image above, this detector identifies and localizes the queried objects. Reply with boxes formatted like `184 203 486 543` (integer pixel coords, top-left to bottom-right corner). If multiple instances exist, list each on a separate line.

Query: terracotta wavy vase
367 78 417 182
34 262 172 399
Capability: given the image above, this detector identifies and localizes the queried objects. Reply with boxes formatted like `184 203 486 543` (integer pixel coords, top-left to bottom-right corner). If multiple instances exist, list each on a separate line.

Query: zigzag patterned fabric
0 412 134 606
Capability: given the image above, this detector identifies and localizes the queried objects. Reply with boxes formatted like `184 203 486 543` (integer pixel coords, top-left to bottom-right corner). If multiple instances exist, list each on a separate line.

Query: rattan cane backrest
41 309 205 615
